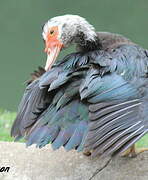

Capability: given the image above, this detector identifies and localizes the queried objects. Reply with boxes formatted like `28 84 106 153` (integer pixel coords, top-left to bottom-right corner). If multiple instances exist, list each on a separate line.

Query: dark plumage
11 15 148 157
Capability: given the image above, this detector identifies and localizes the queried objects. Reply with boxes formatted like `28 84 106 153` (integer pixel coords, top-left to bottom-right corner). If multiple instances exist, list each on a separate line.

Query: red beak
44 29 63 71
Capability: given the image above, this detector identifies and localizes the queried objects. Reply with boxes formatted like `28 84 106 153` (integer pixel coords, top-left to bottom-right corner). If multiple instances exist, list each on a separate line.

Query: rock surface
0 142 148 180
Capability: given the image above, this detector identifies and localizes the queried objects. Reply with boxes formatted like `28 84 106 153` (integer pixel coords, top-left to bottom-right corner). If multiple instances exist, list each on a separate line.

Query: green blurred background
0 0 148 111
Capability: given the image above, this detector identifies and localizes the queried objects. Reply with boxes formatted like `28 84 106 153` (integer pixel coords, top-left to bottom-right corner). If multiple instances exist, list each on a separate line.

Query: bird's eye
50 30 54 35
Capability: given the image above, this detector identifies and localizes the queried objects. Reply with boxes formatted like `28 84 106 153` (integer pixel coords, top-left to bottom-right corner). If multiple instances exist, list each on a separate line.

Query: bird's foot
121 145 148 158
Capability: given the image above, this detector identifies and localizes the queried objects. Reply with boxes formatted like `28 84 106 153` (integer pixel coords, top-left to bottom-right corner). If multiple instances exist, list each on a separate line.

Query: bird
11 14 148 158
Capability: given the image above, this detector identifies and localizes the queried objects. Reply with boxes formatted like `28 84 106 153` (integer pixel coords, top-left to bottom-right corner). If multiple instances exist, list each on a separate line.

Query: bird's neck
75 32 102 52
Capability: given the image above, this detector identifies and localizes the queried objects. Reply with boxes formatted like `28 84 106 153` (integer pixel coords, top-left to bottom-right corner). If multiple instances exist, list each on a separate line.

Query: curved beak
44 31 63 71
44 44 62 71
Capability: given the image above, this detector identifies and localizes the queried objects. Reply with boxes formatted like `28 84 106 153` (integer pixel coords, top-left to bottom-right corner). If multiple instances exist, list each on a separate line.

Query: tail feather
26 125 60 148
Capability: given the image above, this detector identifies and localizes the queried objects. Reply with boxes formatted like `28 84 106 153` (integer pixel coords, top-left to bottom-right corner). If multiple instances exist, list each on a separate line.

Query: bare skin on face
44 26 63 71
